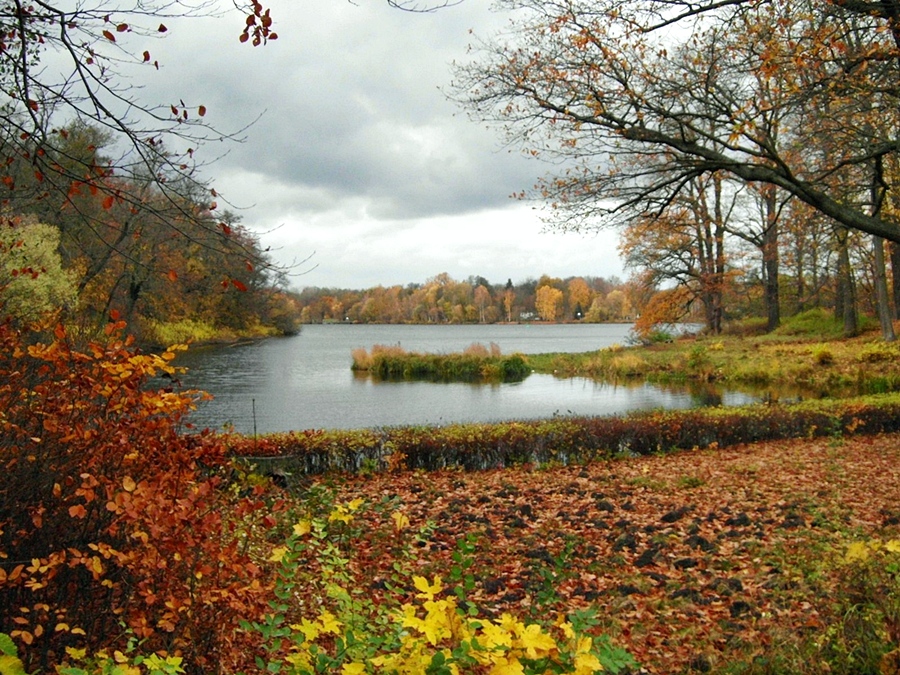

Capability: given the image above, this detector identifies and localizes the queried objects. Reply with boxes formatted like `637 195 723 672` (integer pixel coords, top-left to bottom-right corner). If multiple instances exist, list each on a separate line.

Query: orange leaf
198 105 206 117
116 23 128 32
102 195 114 209
167 269 178 282
102 30 115 42
232 279 247 292
69 504 87 519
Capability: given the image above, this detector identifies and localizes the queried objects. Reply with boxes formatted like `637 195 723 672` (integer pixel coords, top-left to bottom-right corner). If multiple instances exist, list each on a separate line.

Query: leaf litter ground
319 433 900 673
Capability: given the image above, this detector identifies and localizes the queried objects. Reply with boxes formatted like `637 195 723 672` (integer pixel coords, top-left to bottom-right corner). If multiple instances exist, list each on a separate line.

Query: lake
172 323 760 433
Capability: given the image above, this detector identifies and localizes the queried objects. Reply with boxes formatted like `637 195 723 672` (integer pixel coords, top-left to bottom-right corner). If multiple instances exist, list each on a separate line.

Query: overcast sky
137 0 624 290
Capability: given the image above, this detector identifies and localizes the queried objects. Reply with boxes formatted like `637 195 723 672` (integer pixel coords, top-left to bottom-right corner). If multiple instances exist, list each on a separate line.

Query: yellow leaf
413 575 443 600
347 498 364 511
516 623 557 659
328 507 353 524
392 511 410 532
65 646 86 659
0 654 27 675
479 619 514 650
292 520 311 536
268 546 288 563
885 540 900 554
574 651 603 674
845 541 870 563
318 610 342 635
488 657 526 675
291 618 321 642
340 664 366 675
122 476 136 492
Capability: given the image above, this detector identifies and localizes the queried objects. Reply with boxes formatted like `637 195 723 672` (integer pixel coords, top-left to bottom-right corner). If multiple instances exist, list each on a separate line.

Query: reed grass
351 342 529 382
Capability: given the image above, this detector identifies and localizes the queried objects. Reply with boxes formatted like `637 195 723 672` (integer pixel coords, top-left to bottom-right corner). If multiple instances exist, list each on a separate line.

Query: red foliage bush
0 319 274 673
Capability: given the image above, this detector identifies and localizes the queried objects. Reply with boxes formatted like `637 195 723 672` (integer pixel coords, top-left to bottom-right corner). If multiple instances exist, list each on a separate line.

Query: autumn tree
566 277 592 320
474 284 492 323
535 284 564 321
0 216 76 323
503 279 516 322
618 173 734 334
456 0 900 335
0 4 263 261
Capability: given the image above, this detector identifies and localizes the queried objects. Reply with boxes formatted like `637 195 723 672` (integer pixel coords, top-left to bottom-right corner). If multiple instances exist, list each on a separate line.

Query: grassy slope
525 321 900 396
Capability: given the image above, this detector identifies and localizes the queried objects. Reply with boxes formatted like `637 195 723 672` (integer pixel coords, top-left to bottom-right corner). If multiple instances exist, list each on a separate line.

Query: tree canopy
454 0 900 335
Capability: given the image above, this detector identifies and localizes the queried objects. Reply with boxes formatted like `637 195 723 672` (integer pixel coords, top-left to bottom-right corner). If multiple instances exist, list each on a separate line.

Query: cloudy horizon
131 0 625 290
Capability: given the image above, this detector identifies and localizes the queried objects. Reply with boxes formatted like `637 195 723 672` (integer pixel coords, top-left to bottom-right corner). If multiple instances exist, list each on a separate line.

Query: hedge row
223 393 900 476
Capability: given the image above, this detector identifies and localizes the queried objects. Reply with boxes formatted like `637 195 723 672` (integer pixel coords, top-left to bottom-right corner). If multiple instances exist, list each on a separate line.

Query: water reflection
172 324 809 434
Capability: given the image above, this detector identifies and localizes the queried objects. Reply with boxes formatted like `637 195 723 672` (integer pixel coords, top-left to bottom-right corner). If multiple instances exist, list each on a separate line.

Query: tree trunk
873 236 896 341
890 241 900 320
762 186 781 331
835 227 858 337
869 157 894 340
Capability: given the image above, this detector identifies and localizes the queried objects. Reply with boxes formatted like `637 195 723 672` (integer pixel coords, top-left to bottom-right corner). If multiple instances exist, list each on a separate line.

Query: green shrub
351 345 530 383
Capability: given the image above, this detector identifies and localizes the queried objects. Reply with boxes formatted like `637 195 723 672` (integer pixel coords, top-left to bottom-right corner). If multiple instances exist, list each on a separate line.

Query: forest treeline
0 123 300 345
294 218 900 333
295 273 633 324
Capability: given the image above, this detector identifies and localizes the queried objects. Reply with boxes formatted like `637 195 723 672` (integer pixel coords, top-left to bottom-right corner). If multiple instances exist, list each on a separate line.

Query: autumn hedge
226 393 900 475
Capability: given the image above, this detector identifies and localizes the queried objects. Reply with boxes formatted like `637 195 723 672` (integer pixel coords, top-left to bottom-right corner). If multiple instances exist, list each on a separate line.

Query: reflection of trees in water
687 384 723 407
663 380 823 407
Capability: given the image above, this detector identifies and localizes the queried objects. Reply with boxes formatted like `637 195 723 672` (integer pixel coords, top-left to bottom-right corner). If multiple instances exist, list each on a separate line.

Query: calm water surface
173 323 758 433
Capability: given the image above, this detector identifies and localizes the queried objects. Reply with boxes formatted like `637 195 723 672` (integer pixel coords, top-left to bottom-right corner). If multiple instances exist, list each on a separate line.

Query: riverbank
526 320 900 396
139 317 295 350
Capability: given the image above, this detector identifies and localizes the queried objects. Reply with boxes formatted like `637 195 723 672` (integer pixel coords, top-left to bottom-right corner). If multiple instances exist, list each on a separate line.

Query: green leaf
0 636 15 658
